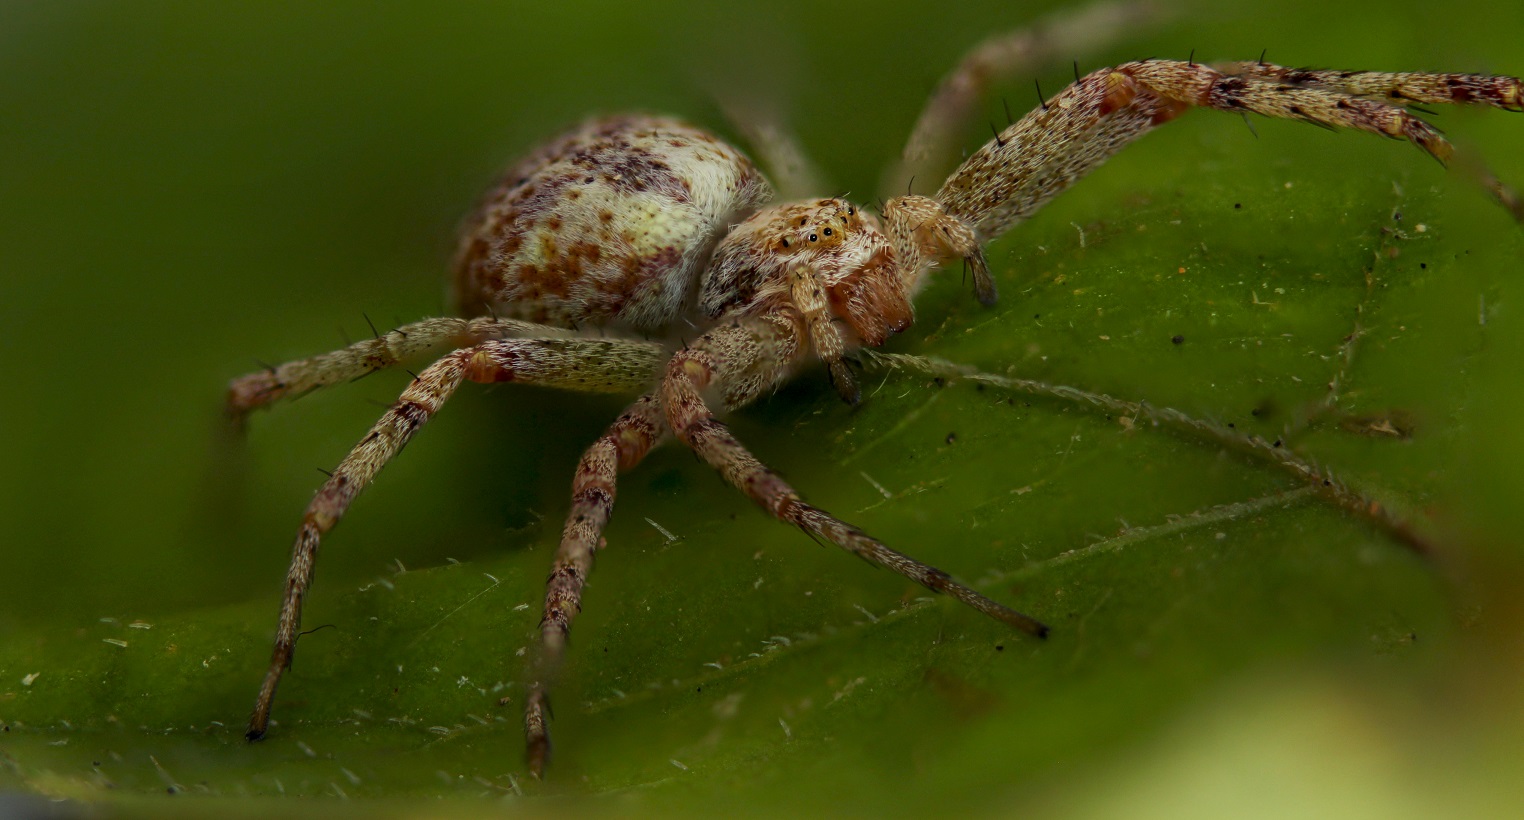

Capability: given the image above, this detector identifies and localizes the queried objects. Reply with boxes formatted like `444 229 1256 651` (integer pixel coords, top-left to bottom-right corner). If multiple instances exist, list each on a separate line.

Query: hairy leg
523 393 666 777
246 336 664 741
882 194 997 303
1217 61 1523 110
883 0 1167 198
923 60 1521 243
226 316 571 423
659 315 1049 637
1217 60 1524 222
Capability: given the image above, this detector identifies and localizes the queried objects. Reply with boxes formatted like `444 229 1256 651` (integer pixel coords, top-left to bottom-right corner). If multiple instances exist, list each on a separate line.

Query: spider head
703 198 912 348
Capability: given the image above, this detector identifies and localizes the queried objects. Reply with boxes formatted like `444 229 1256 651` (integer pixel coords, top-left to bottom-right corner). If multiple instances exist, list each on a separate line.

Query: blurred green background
3 0 1523 816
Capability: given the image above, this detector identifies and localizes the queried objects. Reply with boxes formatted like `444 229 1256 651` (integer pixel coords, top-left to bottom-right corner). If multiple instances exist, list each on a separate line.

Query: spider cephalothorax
227 19 1522 779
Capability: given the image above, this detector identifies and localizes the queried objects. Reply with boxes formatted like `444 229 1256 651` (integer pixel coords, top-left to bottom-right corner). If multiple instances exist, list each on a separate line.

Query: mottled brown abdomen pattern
453 116 773 332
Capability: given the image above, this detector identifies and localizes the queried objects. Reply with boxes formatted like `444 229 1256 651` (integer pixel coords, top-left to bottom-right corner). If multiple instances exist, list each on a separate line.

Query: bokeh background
3 0 1523 815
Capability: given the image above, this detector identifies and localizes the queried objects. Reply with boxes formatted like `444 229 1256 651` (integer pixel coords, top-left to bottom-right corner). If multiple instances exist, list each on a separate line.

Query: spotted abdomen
453 115 773 332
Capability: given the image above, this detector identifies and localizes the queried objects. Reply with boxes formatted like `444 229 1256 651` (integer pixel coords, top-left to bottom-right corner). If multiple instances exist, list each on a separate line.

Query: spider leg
882 195 997 302
1217 60 1524 220
1127 60 1461 159
930 60 1522 241
928 66 1210 239
1216 61 1524 111
245 336 664 742
524 393 666 778
226 316 572 424
659 315 1048 637
882 0 1168 198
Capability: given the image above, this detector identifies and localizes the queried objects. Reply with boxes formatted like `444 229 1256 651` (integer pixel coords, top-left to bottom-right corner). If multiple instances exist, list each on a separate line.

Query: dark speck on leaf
945 432 957 445
1171 334 1184 345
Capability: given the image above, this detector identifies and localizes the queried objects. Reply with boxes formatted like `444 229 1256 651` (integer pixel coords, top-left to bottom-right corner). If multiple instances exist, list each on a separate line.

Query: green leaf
4 0 1524 816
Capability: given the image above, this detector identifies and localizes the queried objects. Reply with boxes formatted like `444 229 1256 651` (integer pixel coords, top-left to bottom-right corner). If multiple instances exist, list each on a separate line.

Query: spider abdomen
452 115 773 332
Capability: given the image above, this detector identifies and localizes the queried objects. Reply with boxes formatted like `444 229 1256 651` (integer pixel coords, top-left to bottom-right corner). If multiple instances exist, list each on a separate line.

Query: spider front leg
1215 59 1524 220
660 314 1049 637
245 336 663 742
882 195 996 304
923 60 1522 242
1217 61 1523 111
523 393 666 778
884 0 1168 197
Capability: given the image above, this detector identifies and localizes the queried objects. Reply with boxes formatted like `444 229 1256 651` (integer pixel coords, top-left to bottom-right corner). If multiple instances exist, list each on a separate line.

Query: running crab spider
227 24 1523 777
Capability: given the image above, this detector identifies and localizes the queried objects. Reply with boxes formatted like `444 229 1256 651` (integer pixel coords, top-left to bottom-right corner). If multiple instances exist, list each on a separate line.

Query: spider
226 16 1522 777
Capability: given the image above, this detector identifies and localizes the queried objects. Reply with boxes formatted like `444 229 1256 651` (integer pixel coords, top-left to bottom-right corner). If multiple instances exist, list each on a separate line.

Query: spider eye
823 228 833 236
781 238 790 248
808 233 818 242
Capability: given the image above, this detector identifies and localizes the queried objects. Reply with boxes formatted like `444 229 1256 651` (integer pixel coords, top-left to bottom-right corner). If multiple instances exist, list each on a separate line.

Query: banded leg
524 394 666 778
1217 60 1524 222
883 0 1167 197
226 316 570 423
246 336 664 741
927 59 1524 242
660 315 1049 638
1217 61 1524 111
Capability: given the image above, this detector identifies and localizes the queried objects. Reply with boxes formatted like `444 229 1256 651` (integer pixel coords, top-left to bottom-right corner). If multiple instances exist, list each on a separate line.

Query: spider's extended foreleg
246 336 663 742
226 316 571 423
926 60 1522 243
882 194 998 303
659 315 1049 637
523 393 665 778
1216 60 1524 220
1125 60 1464 159
1218 61 1523 111
883 0 1167 197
